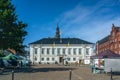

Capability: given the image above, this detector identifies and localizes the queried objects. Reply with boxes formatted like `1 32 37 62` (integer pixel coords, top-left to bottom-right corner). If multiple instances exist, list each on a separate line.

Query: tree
0 0 27 53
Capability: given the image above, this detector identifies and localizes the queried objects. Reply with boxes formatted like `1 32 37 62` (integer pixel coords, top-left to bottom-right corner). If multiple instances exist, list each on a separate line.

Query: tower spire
54 23 60 39
112 23 115 27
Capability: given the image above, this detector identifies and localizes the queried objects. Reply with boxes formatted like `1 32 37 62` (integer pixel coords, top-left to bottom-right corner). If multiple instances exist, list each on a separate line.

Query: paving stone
0 64 120 80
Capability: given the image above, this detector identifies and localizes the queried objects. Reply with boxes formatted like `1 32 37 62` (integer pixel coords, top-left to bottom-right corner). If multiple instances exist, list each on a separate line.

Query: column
30 46 34 64
38 48 40 63
83 45 86 64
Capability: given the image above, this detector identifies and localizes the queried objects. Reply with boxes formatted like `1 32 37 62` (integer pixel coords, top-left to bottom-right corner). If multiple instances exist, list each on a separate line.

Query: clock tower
54 24 60 39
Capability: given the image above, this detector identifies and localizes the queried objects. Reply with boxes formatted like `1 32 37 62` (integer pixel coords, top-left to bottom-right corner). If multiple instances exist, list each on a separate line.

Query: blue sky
12 0 120 46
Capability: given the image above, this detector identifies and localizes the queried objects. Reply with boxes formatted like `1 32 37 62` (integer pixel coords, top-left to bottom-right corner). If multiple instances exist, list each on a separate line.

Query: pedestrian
90 63 95 73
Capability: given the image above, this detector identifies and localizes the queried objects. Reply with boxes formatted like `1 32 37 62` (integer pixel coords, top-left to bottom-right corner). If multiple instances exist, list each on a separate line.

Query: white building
29 27 94 64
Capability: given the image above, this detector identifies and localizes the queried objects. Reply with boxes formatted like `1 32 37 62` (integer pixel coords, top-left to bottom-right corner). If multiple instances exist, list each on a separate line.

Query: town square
0 64 120 80
1 0 120 80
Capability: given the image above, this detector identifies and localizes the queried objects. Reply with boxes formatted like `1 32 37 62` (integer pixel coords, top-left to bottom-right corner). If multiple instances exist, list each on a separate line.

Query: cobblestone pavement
0 64 120 80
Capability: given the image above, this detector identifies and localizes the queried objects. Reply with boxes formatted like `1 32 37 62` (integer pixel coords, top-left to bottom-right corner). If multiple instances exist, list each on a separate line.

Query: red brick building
96 24 120 55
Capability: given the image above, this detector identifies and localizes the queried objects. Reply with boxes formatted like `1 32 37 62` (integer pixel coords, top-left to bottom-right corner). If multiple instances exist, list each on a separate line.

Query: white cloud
24 0 120 46
51 0 120 43
28 0 120 44
82 17 120 42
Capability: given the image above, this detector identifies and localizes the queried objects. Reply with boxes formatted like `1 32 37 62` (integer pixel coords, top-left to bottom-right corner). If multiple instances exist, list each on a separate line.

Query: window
47 48 50 54
41 58 44 61
68 58 70 61
34 56 37 61
34 48 38 54
73 48 77 55
52 58 54 61
57 48 60 55
73 58 76 61
78 48 82 55
47 58 49 61
68 48 71 55
63 48 66 54
52 48 55 54
86 48 89 55
42 48 44 54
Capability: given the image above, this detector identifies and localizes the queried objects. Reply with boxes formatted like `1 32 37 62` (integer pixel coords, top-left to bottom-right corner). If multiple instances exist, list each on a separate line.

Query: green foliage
0 50 5 57
0 0 27 53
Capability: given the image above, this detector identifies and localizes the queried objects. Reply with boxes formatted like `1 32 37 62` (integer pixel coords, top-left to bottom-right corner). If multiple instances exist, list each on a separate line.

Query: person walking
90 63 95 73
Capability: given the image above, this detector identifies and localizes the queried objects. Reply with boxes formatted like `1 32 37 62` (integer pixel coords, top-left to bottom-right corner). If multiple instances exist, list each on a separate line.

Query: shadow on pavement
112 72 120 76
0 66 76 74
26 67 76 73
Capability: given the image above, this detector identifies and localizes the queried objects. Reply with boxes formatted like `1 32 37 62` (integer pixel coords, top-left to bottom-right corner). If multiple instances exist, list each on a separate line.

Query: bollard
12 70 14 80
110 68 113 80
69 70 72 80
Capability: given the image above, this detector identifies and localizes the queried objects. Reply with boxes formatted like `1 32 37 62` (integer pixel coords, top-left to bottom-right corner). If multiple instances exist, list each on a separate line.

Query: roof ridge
98 35 110 44
29 38 94 44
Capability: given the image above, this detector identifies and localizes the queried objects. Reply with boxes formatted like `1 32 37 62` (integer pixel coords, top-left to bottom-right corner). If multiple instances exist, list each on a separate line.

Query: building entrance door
59 57 63 63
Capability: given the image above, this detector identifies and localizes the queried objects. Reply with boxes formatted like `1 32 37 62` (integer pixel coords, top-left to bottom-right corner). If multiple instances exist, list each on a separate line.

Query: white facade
30 44 94 64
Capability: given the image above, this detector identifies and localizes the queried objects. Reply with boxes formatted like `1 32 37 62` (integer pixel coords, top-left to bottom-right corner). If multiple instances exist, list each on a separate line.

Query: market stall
90 50 120 73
